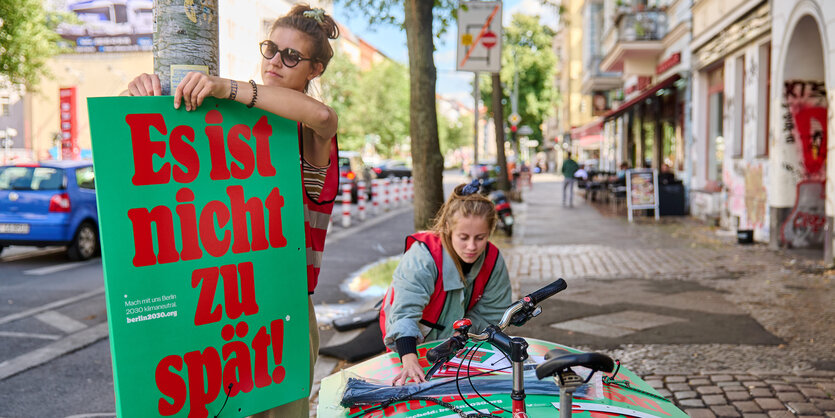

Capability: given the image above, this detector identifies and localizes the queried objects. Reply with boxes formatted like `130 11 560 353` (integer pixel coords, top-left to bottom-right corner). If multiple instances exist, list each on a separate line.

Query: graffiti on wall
781 181 827 248
780 80 828 248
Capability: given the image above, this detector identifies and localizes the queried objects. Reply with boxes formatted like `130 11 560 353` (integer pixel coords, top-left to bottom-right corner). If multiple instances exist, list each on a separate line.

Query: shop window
733 55 744 158
757 41 771 156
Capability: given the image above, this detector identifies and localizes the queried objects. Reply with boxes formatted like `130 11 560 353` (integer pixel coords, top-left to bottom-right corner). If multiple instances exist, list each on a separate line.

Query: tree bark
492 73 510 191
404 0 444 230
154 0 219 95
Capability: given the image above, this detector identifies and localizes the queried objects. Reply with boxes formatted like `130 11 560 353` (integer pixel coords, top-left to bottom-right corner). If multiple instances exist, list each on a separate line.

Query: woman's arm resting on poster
172 72 337 140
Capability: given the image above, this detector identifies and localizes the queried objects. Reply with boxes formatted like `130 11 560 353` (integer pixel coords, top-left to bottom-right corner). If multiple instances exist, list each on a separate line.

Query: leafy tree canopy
320 47 411 156
0 0 69 91
337 0 459 38
479 13 557 145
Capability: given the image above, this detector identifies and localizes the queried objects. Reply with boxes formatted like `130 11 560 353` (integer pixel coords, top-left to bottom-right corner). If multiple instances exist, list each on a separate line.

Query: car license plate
0 223 30 234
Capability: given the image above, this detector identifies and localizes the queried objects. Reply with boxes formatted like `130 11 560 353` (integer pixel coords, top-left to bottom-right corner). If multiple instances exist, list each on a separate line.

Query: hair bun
289 4 339 40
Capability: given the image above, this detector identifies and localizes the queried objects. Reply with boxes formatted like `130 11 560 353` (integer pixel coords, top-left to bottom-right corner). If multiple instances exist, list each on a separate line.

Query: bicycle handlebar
526 279 567 306
424 279 568 380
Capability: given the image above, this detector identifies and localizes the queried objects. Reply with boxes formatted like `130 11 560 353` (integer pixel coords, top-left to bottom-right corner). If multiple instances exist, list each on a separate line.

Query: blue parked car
0 160 99 260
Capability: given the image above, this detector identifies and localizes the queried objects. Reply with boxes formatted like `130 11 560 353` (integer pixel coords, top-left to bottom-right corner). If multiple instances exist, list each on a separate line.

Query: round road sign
482 31 497 49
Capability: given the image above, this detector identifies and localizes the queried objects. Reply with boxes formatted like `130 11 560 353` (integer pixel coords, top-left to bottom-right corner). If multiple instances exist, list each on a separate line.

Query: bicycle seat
535 349 615 380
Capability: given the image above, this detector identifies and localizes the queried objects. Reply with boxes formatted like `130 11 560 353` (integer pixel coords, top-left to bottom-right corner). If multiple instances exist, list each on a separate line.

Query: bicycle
318 279 688 418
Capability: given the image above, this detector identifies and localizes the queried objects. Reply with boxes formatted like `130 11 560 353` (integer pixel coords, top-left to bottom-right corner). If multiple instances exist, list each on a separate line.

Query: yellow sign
461 34 473 46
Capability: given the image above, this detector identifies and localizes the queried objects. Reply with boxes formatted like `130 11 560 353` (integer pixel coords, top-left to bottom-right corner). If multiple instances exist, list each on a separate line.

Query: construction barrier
341 183 351 227
357 181 367 221
371 179 380 215
383 178 391 212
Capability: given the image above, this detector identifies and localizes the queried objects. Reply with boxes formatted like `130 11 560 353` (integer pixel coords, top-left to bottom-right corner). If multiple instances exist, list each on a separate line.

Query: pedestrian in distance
561 152 579 207
125 4 340 417
379 180 512 386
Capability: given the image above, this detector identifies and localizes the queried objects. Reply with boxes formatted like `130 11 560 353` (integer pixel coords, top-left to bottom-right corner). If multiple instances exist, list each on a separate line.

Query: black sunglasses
259 40 314 68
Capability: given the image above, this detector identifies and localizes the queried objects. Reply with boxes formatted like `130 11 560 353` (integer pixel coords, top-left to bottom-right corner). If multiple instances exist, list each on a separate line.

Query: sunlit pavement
312 172 835 417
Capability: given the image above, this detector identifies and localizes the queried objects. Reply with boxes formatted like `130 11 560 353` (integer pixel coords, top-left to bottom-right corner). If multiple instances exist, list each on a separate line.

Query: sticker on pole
457 1 502 73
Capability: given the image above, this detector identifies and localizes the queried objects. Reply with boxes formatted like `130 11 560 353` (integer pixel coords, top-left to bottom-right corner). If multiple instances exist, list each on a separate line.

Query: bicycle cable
465 341 512 414
453 343 502 417
601 359 671 403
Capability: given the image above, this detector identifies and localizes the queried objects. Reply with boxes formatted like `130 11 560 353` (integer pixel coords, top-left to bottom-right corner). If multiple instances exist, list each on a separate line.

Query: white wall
770 1 834 211
720 40 771 239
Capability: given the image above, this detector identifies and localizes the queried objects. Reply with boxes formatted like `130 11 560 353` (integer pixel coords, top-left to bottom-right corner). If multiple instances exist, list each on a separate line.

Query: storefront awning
570 119 603 140
577 135 603 149
604 74 681 121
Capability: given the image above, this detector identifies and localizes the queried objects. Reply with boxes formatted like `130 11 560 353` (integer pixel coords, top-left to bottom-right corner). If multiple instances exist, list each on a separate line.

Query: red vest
379 231 500 341
299 123 339 293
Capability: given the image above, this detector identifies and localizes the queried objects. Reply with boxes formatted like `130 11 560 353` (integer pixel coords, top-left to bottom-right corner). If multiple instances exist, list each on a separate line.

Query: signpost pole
627 170 633 222
473 71 479 165
654 170 660 220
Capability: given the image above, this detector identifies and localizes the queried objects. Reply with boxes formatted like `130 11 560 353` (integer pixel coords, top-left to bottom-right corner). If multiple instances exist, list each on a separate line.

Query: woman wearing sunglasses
126 4 339 417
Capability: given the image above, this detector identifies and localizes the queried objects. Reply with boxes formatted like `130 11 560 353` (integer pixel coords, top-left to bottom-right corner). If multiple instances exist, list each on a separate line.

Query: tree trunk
154 0 219 95
492 73 510 191
405 0 444 230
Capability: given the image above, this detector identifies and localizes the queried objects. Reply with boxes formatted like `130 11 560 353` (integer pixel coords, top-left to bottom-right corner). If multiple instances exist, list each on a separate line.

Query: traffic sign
508 113 521 126
457 1 502 73
482 31 497 49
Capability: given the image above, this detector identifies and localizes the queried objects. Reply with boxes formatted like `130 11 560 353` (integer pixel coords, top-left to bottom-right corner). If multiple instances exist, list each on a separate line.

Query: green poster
88 97 309 417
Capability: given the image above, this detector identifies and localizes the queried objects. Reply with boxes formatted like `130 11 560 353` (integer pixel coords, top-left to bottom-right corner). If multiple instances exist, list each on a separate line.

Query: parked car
372 160 412 179
0 161 99 260
469 160 498 180
338 151 375 203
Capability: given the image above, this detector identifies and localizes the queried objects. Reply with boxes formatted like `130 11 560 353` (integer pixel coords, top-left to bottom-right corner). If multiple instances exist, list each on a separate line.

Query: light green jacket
383 241 512 350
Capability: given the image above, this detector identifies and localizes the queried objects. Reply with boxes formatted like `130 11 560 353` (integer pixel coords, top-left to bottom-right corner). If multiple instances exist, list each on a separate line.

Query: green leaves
319 48 410 156
479 12 558 145
0 0 67 91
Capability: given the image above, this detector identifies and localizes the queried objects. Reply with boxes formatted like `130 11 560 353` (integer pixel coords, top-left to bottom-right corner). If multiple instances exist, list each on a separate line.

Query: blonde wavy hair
430 183 498 280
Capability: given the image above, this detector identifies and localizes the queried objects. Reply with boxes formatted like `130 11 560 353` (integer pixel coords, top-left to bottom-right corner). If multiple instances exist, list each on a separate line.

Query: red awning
570 119 603 140
577 135 603 149
604 74 681 120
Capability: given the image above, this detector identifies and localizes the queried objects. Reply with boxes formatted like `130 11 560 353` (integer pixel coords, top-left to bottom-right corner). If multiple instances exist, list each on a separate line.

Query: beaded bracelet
247 80 258 108
228 80 238 101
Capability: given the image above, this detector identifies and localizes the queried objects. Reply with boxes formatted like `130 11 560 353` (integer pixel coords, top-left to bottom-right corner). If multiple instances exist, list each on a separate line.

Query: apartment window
757 41 771 156
0 96 8 116
733 55 745 158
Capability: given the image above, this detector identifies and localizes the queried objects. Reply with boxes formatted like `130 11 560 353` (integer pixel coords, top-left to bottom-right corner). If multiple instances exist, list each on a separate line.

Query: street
1 173 834 418
0 178 423 417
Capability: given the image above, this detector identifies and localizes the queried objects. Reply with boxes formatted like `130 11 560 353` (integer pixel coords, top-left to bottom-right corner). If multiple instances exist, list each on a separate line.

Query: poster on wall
55 0 154 52
626 169 659 222
87 96 309 417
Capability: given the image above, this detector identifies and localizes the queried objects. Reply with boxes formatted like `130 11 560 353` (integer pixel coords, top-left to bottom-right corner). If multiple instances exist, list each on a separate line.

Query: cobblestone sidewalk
500 174 835 417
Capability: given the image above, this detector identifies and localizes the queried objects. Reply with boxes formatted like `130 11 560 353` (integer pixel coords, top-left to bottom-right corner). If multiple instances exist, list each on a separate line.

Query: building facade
689 0 771 241
770 0 834 260
5 0 400 163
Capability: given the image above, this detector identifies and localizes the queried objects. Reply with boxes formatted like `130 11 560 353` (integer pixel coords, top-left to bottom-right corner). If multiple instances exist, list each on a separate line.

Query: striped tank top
298 123 339 294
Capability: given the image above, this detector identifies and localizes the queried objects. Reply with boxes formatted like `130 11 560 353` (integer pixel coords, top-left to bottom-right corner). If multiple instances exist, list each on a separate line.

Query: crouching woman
380 182 512 386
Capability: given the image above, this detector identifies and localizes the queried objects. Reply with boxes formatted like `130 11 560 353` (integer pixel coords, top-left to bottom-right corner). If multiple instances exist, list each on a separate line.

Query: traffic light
510 125 517 133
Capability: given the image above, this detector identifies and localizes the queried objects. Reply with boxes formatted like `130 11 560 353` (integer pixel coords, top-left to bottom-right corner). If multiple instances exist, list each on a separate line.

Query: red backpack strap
466 242 500 312
406 232 448 331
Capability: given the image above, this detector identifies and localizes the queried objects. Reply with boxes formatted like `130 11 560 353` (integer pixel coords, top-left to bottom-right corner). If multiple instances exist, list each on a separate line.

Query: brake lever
509 298 542 327
424 319 472 380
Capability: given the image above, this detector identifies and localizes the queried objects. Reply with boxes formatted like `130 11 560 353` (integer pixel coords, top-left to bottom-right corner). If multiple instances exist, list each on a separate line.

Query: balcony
600 9 668 73
581 54 623 94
